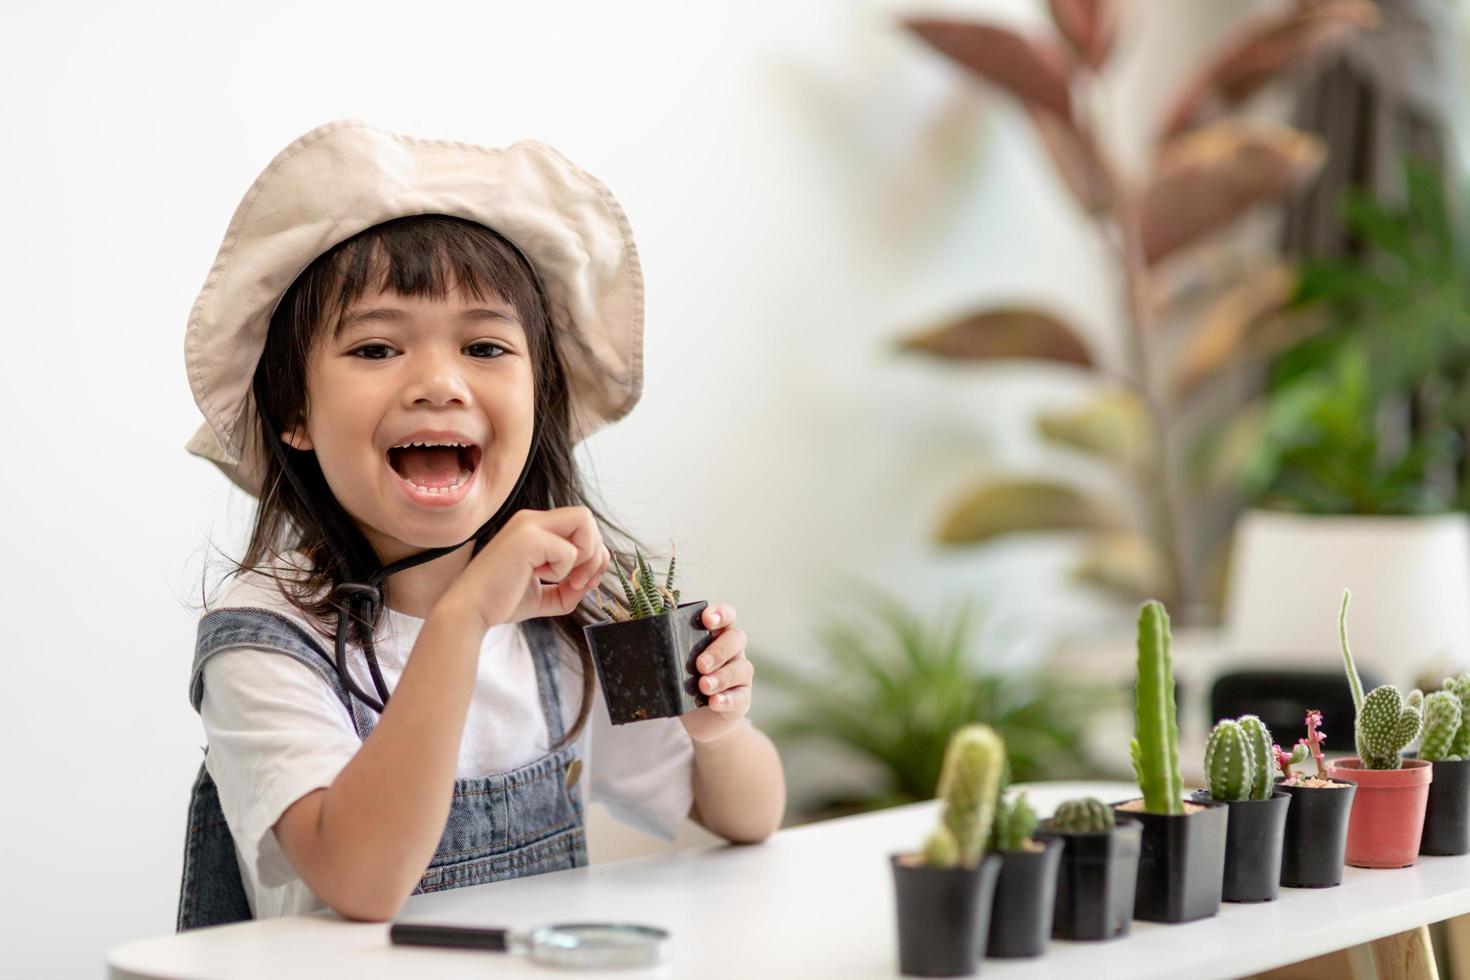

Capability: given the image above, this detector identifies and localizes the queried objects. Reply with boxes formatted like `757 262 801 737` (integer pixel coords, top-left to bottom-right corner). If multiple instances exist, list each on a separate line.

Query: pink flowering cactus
1303 709 1328 778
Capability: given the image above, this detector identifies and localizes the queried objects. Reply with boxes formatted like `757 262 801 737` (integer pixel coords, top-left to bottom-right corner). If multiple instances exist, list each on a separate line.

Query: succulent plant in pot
1273 709 1357 888
1416 677 1470 856
1190 715 1290 902
983 792 1062 960
583 546 713 725
1326 589 1433 868
1036 798 1141 942
1114 600 1227 923
890 723 1006 977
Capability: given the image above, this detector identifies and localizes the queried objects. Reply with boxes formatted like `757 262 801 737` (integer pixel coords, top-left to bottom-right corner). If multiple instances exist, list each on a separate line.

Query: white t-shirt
196 557 695 920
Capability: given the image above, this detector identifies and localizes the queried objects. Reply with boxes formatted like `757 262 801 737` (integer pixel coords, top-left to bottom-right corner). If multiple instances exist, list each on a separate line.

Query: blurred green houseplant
894 1 1378 615
757 577 1108 821
1223 163 1470 514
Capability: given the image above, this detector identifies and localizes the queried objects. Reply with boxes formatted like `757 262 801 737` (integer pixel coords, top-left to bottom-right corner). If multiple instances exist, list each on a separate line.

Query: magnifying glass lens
530 923 670 969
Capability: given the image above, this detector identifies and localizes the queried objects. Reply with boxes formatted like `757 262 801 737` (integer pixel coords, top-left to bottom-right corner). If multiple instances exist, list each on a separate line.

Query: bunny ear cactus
990 792 1039 851
1050 797 1116 833
1131 600 1184 814
920 723 1006 867
1419 689 1464 762
1339 589 1424 770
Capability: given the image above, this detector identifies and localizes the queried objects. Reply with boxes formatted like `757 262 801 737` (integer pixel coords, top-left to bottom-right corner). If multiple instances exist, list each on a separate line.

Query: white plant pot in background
1222 509 1470 689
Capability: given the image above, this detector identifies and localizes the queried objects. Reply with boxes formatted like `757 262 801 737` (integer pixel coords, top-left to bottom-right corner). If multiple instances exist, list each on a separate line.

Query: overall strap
190 606 374 739
523 617 570 748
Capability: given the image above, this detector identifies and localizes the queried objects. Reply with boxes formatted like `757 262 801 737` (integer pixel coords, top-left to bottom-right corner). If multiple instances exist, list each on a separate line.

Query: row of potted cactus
889 590 1470 977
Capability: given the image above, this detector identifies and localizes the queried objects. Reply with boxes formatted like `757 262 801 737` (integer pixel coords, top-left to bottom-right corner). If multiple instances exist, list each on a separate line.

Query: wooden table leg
1440 914 1470 980
1368 926 1440 980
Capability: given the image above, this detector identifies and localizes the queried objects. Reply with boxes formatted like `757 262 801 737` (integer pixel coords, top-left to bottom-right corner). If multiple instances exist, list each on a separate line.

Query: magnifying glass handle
389 922 513 951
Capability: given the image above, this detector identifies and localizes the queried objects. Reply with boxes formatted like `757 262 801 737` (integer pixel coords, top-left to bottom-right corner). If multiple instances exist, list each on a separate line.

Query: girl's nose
404 348 473 406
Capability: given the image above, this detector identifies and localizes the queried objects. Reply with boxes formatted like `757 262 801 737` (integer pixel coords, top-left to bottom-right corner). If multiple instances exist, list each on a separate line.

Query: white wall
0 0 1397 975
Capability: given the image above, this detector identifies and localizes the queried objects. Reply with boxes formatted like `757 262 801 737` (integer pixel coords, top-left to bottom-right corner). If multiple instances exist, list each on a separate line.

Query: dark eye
467 342 508 358
351 344 394 360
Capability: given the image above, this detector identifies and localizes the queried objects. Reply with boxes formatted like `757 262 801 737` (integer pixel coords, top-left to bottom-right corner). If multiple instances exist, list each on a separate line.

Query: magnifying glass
389 920 670 970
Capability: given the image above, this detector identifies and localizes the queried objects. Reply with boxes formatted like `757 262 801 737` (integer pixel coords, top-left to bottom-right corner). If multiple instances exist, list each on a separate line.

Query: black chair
1209 667 1383 748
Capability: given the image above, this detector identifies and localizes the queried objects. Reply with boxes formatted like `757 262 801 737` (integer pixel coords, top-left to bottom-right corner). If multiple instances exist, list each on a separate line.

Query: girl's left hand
679 603 754 744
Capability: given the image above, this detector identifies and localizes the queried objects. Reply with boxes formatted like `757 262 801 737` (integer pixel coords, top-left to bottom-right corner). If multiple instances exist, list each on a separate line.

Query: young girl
176 119 786 928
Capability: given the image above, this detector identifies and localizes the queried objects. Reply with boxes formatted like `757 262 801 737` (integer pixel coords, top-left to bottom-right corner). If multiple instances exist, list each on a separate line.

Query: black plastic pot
984 837 1062 959
890 852 1002 977
1279 780 1356 887
583 600 713 725
1036 815 1141 942
1421 758 1470 856
1115 798 1227 924
1191 790 1289 902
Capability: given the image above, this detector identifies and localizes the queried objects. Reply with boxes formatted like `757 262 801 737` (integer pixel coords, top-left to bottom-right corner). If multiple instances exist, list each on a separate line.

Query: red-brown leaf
896 307 1093 367
1047 0 1119 70
905 18 1076 123
1142 121 1326 265
1161 0 1380 138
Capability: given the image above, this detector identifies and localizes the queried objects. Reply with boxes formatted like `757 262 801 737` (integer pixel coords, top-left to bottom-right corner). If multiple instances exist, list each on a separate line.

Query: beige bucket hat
183 117 645 497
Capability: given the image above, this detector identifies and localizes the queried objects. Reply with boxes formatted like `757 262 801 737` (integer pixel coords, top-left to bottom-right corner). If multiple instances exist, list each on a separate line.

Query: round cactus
1205 719 1255 801
1419 689 1463 762
1050 797 1115 833
1237 715 1276 800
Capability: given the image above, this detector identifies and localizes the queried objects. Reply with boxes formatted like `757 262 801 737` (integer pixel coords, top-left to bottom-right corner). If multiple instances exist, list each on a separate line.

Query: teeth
392 439 472 449
401 465 473 495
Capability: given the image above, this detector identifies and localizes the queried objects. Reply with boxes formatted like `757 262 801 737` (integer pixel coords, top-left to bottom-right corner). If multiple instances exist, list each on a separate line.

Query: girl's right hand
441 506 610 631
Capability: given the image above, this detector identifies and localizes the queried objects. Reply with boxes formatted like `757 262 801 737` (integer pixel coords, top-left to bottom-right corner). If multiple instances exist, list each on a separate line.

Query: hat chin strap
254 396 545 715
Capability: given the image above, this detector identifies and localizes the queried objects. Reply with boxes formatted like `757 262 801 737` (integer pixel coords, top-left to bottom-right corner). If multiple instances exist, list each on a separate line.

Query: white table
106 781 1467 980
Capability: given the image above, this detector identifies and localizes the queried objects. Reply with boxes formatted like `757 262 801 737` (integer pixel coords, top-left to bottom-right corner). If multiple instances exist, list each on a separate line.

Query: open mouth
386 443 482 496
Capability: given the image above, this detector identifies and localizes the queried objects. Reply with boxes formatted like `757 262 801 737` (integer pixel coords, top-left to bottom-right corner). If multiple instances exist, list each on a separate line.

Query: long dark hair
199 213 651 750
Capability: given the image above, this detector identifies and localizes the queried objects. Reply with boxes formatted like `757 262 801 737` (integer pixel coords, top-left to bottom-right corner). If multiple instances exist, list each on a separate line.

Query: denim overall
175 605 589 931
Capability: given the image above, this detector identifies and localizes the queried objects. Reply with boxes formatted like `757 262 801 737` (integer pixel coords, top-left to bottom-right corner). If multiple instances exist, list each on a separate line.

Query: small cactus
1339 589 1423 770
1303 709 1329 779
990 793 1038 852
1049 797 1115 833
1444 676 1470 759
919 724 1006 868
1273 742 1309 782
1238 715 1276 799
922 825 960 866
596 542 682 622
1131 600 1184 814
1206 715 1278 800
1205 719 1253 801
1419 689 1464 762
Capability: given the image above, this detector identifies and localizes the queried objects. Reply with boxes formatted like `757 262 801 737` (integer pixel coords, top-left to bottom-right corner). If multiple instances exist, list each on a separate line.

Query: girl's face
282 282 536 564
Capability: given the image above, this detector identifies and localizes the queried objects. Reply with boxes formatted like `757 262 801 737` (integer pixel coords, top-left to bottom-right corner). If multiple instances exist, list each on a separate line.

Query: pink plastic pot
1325 757 1433 869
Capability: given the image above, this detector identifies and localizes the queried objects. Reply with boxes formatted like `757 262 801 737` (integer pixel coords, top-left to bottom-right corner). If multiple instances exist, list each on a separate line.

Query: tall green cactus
1419 689 1464 762
1131 600 1184 815
1205 720 1254 801
1445 676 1470 759
1049 797 1115 833
920 723 1006 867
1339 589 1423 770
990 793 1038 851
